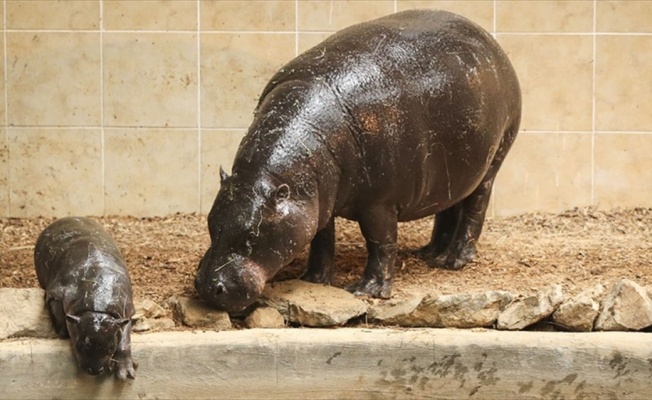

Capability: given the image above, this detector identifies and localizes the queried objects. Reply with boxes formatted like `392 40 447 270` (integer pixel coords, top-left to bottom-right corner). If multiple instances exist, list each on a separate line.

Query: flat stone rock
133 317 176 333
368 296 423 324
245 307 285 329
497 284 564 330
260 280 367 327
167 295 231 330
133 299 167 320
595 278 652 331
552 284 605 332
0 288 56 339
369 290 512 328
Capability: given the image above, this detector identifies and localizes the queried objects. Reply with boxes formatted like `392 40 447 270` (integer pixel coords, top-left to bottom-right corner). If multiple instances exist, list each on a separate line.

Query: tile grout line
3 0 8 214
591 0 597 206
493 0 497 36
100 0 106 216
2 28 651 36
197 0 202 213
295 0 299 56
6 125 650 134
491 0 497 217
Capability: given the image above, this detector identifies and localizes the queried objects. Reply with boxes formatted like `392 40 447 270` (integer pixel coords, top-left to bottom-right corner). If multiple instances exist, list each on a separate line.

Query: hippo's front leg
45 294 69 338
112 320 137 380
301 218 335 284
347 208 397 298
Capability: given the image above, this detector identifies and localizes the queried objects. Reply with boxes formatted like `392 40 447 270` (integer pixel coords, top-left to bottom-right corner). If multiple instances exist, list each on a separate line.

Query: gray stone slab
2 329 652 399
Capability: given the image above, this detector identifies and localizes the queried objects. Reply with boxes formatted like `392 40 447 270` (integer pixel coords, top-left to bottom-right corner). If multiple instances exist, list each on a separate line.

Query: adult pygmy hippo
196 9 521 312
34 217 137 380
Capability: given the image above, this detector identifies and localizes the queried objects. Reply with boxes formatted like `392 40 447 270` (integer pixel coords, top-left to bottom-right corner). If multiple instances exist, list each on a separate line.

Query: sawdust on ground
2 207 651 307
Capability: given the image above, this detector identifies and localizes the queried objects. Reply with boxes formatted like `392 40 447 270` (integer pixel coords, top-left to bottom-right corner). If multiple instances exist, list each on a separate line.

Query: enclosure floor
2 207 651 314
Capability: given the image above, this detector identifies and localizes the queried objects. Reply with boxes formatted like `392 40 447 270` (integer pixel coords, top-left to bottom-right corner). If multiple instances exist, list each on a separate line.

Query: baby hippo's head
66 312 129 376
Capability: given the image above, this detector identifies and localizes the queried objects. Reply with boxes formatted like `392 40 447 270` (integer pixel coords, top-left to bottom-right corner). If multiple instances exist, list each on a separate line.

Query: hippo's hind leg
346 206 397 298
429 122 519 270
300 218 335 284
415 206 459 259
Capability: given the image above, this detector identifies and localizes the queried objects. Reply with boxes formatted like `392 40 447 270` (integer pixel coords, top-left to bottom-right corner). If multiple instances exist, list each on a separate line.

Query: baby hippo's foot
346 277 393 299
113 354 137 380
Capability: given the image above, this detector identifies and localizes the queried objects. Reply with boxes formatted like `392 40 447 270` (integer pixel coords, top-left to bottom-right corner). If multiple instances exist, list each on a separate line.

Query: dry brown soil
2 207 651 307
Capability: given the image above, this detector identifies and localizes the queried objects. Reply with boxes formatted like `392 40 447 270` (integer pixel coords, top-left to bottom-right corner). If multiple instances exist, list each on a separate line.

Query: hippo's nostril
87 366 103 375
214 282 225 295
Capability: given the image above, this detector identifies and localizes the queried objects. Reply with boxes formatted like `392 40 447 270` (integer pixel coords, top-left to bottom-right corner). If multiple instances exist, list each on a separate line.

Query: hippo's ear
117 318 131 328
219 166 229 183
274 184 291 203
66 314 81 324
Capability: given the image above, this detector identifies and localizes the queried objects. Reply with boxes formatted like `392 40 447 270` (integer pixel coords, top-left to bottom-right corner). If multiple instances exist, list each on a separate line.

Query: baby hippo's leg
113 320 137 380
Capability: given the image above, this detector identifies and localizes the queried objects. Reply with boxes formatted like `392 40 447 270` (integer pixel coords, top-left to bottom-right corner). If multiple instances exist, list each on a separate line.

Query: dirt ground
1 207 651 306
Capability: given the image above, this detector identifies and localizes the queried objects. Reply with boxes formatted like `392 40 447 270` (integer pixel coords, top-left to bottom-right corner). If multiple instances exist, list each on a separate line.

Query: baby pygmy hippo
34 217 137 380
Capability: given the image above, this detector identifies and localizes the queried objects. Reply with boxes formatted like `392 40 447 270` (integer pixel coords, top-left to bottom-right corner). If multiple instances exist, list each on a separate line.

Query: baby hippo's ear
274 184 290 204
117 318 131 327
66 314 81 324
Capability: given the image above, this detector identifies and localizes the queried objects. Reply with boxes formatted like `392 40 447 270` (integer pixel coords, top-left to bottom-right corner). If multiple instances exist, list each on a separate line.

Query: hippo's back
255 9 521 220
34 217 133 315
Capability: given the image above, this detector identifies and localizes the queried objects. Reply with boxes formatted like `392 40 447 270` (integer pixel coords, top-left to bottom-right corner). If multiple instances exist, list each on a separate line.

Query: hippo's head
195 169 318 313
66 312 128 375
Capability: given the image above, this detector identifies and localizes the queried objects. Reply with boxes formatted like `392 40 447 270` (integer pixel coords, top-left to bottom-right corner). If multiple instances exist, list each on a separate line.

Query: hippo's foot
428 243 477 271
112 354 137 380
300 269 331 285
413 242 446 260
346 278 392 299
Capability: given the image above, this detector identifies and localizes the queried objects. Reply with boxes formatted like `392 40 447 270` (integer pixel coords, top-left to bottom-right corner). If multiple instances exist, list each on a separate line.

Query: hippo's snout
196 253 267 313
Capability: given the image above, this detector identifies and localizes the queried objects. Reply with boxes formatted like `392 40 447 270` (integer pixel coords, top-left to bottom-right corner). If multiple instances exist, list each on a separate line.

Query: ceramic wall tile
595 35 652 132
200 129 246 214
496 0 592 33
498 34 593 132
0 132 7 215
1 1 651 218
104 129 199 216
6 0 99 30
104 0 197 31
201 1 295 31
298 0 394 31
397 0 494 32
594 133 652 209
103 33 198 128
298 33 332 54
494 132 592 216
6 32 101 127
7 129 103 217
597 0 652 33
200 33 295 128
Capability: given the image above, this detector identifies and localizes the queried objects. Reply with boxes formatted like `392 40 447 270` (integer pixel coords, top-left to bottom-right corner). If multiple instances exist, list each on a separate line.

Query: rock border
2 329 651 399
2 278 652 340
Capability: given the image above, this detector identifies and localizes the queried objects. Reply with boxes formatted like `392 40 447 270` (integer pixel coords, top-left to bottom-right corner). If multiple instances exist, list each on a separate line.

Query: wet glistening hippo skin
34 217 137 380
196 9 521 313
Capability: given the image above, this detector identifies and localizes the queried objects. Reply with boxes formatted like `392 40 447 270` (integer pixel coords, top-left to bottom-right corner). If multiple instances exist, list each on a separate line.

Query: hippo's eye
245 232 257 248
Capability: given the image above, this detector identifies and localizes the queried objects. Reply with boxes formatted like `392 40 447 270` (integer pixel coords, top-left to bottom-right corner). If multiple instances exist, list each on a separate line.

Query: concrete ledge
1 328 651 399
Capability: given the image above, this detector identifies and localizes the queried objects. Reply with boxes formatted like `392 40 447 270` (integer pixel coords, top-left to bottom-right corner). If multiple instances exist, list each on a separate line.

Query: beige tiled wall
0 0 650 218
